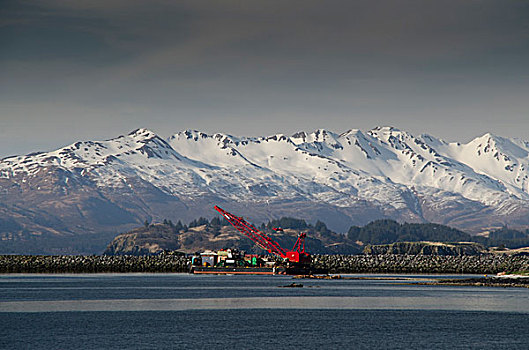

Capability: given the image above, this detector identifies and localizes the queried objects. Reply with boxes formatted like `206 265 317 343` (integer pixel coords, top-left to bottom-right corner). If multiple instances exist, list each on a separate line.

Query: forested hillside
348 219 529 249
105 215 529 256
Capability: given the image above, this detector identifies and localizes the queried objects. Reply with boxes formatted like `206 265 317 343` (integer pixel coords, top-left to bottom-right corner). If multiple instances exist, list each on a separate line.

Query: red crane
214 205 311 264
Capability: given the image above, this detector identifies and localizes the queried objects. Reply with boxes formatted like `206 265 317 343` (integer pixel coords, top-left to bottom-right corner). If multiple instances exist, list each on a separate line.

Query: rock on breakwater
363 242 484 255
311 254 529 274
0 254 189 273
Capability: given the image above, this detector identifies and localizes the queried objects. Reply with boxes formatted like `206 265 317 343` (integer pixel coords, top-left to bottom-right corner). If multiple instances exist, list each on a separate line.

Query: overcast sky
1 0 529 157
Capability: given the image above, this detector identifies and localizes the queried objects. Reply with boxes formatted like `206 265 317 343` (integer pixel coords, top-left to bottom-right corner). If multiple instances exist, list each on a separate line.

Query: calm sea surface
1 273 529 349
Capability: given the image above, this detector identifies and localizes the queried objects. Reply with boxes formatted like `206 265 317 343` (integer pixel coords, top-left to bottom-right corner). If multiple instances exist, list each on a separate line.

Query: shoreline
294 274 529 288
417 276 529 289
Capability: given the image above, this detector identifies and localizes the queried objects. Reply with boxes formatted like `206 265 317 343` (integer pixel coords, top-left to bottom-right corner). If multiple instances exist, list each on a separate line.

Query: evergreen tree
174 220 183 232
189 217 209 228
347 226 361 241
346 219 473 245
489 227 528 240
209 217 221 236
267 217 309 230
210 217 221 227
314 220 329 234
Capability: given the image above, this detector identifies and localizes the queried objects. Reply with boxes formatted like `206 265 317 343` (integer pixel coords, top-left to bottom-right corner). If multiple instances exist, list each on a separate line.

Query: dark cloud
1 1 529 157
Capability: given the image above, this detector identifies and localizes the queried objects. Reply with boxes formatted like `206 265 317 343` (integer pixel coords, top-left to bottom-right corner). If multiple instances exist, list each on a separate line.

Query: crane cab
286 251 311 265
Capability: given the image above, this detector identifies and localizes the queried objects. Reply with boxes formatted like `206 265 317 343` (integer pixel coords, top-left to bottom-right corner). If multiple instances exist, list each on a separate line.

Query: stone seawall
1 254 529 274
0 255 189 273
312 254 529 274
363 242 484 256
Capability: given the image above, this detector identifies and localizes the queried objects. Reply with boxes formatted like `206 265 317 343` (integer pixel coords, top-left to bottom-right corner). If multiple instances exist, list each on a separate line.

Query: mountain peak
340 128 363 138
307 129 340 142
128 128 157 137
291 131 307 139
468 132 503 147
370 126 401 133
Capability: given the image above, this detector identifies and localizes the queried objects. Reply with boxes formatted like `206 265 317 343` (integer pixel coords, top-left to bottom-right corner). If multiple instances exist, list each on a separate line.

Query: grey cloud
1 1 529 157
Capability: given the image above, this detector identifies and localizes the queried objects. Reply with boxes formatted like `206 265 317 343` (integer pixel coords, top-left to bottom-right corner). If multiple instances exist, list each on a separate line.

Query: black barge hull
190 266 327 275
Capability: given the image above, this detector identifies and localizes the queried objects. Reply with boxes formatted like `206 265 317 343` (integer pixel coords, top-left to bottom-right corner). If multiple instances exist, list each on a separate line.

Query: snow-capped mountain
1 127 528 254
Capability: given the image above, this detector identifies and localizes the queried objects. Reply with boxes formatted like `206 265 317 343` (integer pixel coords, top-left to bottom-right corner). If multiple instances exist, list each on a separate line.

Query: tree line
347 219 529 249
151 215 529 249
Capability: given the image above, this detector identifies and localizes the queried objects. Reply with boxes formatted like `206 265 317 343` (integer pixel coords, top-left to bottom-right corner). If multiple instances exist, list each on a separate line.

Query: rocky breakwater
311 254 529 274
2 252 529 275
363 241 485 255
0 253 189 273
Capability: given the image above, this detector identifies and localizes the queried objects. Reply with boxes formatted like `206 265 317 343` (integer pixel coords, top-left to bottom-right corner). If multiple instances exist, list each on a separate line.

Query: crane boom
292 232 306 253
214 205 311 264
214 205 287 258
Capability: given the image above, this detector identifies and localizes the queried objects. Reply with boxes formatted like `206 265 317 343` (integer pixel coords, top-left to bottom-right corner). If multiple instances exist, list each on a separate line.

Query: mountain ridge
1 126 528 254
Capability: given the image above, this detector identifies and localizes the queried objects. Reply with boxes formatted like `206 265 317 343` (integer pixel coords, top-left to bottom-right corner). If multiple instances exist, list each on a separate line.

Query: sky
1 0 529 158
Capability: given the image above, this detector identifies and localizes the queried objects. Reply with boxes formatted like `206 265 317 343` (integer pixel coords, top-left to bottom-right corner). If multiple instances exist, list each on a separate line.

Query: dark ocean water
1 274 528 349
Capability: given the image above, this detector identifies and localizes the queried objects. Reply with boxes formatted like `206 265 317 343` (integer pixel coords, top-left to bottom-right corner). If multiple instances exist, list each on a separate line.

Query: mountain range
1 126 528 254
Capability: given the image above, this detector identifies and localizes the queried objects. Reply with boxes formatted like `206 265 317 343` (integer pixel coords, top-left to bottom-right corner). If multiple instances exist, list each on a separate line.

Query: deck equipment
214 205 311 264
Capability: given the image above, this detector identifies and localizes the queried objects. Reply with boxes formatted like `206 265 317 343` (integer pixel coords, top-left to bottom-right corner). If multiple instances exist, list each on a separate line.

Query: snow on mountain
166 126 528 212
1 126 529 254
3 126 528 210
437 133 529 197
168 128 414 211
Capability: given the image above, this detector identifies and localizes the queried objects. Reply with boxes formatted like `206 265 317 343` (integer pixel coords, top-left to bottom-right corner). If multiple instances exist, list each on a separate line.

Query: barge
191 265 326 275
189 249 327 275
188 206 328 275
